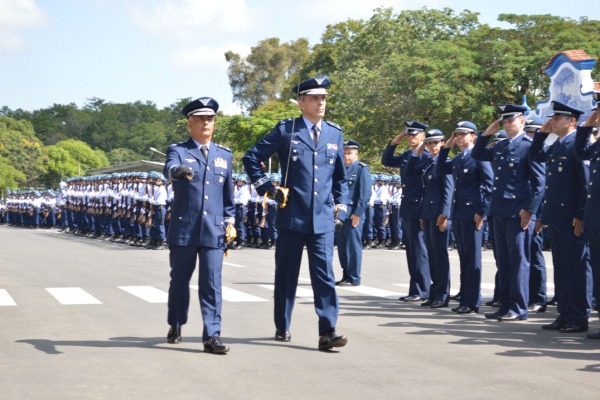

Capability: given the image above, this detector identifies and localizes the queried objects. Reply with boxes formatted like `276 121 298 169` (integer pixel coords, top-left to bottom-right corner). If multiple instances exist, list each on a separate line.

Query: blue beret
524 116 544 130
343 139 360 149
549 101 583 118
454 121 477 133
237 174 247 181
497 104 527 120
404 120 428 134
182 97 219 117
424 129 444 142
292 76 330 96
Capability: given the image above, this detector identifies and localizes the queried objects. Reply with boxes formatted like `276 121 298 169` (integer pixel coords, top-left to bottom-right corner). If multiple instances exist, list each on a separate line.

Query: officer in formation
531 101 591 334
382 120 432 302
164 96 235 354
336 139 371 287
243 76 349 351
437 121 493 314
472 104 545 322
408 129 454 308
574 94 600 339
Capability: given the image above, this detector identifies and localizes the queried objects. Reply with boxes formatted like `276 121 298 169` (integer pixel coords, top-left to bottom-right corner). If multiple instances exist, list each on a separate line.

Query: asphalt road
1 225 598 400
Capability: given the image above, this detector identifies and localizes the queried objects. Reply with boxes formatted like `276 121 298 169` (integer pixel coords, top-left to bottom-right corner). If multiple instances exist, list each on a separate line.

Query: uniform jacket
471 133 545 219
381 143 431 218
574 125 600 229
164 138 235 247
530 130 588 228
406 154 454 220
437 147 493 221
242 116 348 234
346 160 371 218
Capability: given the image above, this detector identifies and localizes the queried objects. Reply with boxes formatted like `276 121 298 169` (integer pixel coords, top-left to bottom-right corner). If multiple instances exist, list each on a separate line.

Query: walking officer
243 76 349 351
336 139 371 286
164 96 235 354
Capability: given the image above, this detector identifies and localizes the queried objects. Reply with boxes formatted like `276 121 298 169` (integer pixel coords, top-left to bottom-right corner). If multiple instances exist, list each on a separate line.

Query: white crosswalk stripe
337 285 403 299
0 289 17 306
119 286 168 303
46 287 102 305
190 285 268 302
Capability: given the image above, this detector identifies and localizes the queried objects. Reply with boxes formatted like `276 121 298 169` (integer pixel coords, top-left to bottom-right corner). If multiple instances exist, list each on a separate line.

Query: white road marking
119 286 168 303
46 287 102 305
190 285 268 302
259 284 314 299
0 289 16 306
336 285 404 299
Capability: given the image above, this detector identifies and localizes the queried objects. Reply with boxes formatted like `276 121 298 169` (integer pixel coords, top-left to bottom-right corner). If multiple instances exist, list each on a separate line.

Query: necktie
312 125 319 147
201 145 208 161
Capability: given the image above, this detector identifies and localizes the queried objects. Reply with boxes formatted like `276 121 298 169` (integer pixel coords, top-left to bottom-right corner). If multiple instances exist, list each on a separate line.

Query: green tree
225 38 310 111
0 117 47 187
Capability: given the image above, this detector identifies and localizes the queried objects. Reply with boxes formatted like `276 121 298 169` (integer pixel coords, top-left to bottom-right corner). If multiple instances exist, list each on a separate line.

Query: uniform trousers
453 220 483 308
549 226 592 327
274 229 338 335
234 204 246 241
402 216 431 298
492 217 532 318
589 229 600 317
167 245 224 341
422 218 451 302
373 204 386 240
529 230 547 306
337 218 365 285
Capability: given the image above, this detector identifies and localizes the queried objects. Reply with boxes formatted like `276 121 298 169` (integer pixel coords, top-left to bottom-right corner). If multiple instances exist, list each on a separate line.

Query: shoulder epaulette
522 135 533 142
359 161 368 167
278 118 293 125
215 143 232 152
325 120 342 131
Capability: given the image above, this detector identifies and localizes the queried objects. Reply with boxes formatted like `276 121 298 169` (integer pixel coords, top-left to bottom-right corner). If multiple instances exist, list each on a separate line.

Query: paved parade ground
1 225 599 399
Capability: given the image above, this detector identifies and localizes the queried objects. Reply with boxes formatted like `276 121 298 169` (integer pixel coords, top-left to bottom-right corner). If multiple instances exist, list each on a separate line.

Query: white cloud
0 0 47 51
170 41 250 70
128 0 264 39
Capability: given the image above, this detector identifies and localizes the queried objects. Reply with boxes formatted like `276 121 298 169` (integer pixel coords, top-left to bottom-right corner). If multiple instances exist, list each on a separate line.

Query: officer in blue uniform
242 76 349 351
472 104 545 321
532 101 591 333
382 120 431 302
523 116 548 312
336 140 371 286
438 121 493 313
163 96 235 354
407 129 454 308
574 96 600 339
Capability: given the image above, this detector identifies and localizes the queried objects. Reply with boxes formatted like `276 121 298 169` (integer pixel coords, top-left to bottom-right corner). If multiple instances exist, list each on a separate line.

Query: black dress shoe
335 278 349 285
421 299 434 307
498 312 526 321
449 293 461 301
403 295 422 302
527 304 547 313
203 336 230 353
455 306 478 314
275 330 291 342
336 281 358 287
167 326 181 344
484 311 501 319
318 330 347 351
559 325 588 334
485 300 501 307
586 330 600 339
541 321 564 330
451 305 462 312
430 300 448 308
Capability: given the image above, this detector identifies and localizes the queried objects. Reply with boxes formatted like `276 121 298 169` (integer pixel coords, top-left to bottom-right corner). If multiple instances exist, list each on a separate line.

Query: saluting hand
582 109 600 127
483 119 501 137
444 133 456 149
390 132 405 146
413 142 426 156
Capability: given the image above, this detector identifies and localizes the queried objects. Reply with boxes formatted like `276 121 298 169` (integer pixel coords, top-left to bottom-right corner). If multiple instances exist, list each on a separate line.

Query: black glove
173 165 194 180
267 188 286 207
335 219 344 232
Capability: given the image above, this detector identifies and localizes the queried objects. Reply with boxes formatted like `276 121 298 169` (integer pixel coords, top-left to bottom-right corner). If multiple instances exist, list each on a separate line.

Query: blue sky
1 0 599 115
